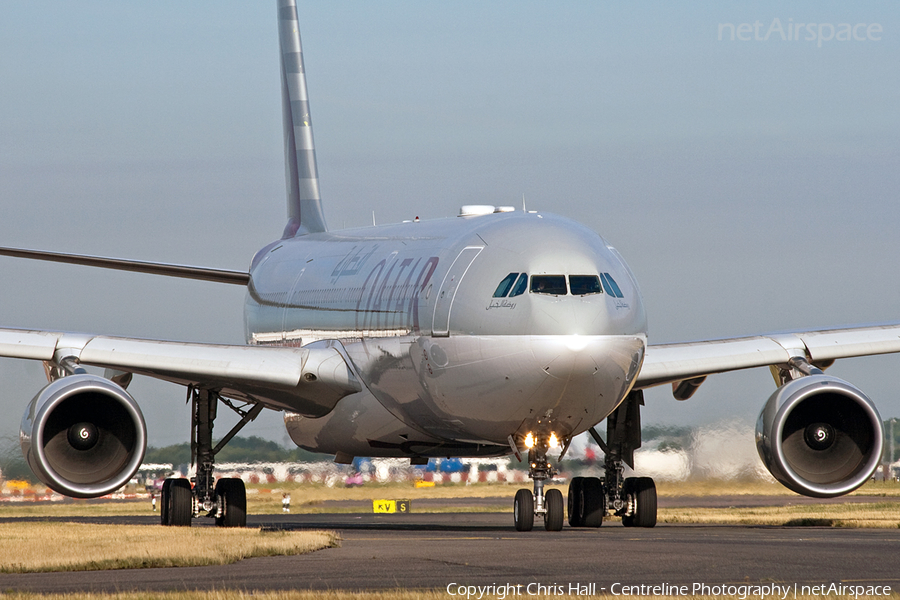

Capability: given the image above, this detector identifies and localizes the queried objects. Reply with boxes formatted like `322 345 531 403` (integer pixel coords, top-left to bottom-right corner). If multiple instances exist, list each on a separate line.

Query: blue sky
1 2 898 447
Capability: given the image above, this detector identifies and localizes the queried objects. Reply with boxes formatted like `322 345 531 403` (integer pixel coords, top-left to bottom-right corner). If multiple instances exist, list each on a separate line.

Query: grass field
659 501 900 528
2 479 898 519
0 522 337 573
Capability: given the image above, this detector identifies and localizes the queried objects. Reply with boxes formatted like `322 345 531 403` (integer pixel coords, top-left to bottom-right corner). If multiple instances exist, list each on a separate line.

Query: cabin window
509 273 528 297
569 275 602 296
493 273 519 298
601 273 624 298
531 275 567 295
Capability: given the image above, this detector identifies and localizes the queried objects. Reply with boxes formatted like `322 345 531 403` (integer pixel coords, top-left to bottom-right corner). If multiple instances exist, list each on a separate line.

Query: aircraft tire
168 479 193 527
581 476 605 528
621 476 657 528
514 488 534 531
544 488 564 531
215 478 247 528
567 476 584 527
160 479 172 526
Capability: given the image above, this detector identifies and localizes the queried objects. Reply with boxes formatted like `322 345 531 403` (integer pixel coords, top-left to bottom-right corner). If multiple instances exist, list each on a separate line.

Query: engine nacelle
756 374 883 498
20 374 146 498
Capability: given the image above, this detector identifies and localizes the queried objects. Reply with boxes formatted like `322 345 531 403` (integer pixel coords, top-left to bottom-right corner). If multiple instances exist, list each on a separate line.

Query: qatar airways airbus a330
2 1 898 531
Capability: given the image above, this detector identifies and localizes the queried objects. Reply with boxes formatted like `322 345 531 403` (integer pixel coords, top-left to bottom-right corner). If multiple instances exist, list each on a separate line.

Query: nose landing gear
514 445 565 531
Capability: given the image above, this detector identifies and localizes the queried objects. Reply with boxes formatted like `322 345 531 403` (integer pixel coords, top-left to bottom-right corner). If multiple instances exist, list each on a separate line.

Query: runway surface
1 497 899 593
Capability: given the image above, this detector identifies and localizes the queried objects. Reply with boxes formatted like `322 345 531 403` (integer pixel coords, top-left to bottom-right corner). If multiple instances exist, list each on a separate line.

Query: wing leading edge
0 246 250 285
637 323 900 391
0 328 360 416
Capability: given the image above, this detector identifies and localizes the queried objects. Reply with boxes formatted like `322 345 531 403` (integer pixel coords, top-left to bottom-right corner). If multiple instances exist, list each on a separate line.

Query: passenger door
431 246 483 337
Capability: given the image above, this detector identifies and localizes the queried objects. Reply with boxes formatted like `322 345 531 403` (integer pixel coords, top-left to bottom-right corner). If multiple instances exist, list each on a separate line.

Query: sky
0 2 898 450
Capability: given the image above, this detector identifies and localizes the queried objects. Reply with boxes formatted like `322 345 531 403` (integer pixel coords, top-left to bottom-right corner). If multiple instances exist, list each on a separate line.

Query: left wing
0 327 361 416
636 323 900 392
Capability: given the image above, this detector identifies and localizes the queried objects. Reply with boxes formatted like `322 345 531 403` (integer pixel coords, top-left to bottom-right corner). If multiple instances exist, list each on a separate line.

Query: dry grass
0 522 338 573
0 501 155 518
660 500 900 528
1 479 897 519
656 478 900 497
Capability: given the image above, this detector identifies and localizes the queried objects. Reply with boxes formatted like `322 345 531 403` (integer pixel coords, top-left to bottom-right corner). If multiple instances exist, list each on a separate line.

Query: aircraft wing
0 327 360 417
0 246 250 285
636 323 900 391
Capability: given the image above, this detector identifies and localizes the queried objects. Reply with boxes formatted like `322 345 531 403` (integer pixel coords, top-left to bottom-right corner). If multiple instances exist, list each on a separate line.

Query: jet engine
756 374 883 498
20 374 146 498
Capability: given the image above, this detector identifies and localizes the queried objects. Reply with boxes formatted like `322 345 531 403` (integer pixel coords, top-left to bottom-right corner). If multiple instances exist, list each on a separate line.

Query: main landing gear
160 387 262 527
513 390 658 531
577 389 656 528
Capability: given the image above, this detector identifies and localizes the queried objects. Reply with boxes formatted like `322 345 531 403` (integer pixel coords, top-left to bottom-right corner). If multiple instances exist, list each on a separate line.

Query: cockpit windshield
510 273 528 296
569 275 602 295
530 275 567 295
492 273 518 298
493 272 619 298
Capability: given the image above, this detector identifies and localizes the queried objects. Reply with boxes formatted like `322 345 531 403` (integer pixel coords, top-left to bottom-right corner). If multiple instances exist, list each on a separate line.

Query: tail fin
278 0 327 237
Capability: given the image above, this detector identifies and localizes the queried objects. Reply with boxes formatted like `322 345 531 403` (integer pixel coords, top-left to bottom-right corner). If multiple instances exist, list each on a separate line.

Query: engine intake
756 374 883 498
20 374 146 498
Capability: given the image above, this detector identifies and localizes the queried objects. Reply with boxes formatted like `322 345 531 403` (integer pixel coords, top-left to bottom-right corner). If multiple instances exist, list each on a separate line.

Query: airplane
2 0 899 531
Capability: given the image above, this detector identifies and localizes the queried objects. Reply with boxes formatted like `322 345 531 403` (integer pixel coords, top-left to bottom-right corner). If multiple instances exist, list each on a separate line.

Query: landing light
564 335 589 352
524 432 535 448
549 433 559 448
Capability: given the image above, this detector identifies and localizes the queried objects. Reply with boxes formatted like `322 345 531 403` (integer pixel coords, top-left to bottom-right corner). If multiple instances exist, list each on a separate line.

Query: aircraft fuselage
245 210 647 457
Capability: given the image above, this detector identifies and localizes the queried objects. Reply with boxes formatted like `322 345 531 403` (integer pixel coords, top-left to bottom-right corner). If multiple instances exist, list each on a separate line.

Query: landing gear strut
160 387 262 527
570 390 657 528
514 420 565 532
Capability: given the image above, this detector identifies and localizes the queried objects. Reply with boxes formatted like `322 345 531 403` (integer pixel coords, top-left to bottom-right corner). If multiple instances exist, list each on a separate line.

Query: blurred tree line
0 435 331 483
143 435 330 466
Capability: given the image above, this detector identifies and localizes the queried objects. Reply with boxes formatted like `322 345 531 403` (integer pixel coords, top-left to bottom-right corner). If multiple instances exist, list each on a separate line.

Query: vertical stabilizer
278 0 327 237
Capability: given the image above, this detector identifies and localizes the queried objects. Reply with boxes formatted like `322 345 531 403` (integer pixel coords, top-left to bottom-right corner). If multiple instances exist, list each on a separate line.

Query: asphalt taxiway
1 497 899 593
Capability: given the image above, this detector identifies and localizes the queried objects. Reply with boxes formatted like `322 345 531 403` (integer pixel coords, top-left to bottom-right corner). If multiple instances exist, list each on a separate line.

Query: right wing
0 327 360 417
636 323 900 391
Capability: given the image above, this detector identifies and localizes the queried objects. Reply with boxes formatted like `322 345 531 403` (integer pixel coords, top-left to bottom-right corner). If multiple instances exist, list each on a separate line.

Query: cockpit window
493 273 518 298
569 275 602 295
531 275 567 295
600 273 624 298
509 273 528 297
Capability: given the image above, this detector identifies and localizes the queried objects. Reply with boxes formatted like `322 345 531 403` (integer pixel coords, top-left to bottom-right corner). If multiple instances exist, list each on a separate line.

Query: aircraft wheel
513 488 534 531
215 478 247 528
567 477 584 527
160 479 172 526
621 476 657 528
167 479 193 527
544 488 564 531
581 476 605 528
